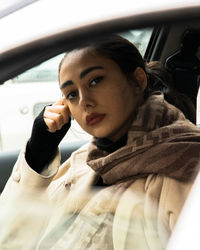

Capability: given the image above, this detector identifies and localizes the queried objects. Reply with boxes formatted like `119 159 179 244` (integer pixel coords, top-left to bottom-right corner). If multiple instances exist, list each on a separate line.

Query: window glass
12 55 62 83
196 50 200 128
120 28 152 56
197 86 200 128
0 28 153 152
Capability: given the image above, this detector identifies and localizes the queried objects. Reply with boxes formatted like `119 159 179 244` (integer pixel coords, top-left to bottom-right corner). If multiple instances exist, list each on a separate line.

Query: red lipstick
86 113 105 126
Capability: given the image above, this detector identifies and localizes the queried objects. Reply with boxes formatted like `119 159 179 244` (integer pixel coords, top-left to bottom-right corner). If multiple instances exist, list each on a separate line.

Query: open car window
197 85 200 127
0 28 153 152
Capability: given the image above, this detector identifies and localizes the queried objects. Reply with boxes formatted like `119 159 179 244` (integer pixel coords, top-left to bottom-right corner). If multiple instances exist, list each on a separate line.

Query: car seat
165 29 200 107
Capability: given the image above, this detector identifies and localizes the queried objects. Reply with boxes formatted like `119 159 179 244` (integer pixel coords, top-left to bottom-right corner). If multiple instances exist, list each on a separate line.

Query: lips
86 113 106 126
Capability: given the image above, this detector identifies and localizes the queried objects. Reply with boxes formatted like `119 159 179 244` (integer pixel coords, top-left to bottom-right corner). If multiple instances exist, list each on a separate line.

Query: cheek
67 105 78 120
110 98 126 113
70 110 79 121
69 106 85 128
114 95 140 122
108 89 134 112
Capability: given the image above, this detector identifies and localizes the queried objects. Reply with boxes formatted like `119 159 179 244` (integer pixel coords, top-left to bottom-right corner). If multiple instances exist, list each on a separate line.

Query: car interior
0 6 200 193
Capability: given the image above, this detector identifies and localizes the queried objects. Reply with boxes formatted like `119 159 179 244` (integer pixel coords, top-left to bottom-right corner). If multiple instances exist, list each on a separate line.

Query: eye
89 76 104 87
66 91 78 100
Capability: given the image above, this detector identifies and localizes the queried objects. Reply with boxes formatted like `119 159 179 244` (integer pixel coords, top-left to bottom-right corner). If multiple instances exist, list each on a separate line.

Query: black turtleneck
95 134 127 153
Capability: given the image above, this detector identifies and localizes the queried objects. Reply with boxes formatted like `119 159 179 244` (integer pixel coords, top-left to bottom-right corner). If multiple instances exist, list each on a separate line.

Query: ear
132 67 147 94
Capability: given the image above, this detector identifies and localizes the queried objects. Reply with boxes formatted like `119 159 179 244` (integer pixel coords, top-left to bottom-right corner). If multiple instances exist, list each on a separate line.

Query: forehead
60 48 112 71
64 48 93 64
59 48 120 83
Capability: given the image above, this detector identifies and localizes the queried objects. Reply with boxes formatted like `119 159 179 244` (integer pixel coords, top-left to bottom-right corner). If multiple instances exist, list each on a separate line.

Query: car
0 0 200 249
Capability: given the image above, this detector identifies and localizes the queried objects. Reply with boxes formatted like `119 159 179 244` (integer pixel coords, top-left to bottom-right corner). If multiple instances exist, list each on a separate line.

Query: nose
79 88 95 109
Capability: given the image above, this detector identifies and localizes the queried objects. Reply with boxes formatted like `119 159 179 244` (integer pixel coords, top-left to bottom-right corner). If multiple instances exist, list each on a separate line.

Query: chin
89 129 111 139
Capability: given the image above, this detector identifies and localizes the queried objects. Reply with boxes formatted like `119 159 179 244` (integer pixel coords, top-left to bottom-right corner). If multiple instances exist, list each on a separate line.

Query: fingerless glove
25 108 71 173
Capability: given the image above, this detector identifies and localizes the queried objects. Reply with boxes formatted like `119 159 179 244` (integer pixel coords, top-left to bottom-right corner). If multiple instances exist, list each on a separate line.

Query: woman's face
59 49 145 141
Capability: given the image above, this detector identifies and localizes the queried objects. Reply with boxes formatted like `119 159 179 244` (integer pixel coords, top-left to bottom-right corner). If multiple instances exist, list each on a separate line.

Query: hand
43 98 70 133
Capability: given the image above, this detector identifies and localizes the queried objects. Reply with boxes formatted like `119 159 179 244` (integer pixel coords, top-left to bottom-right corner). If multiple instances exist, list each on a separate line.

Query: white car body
0 0 200 53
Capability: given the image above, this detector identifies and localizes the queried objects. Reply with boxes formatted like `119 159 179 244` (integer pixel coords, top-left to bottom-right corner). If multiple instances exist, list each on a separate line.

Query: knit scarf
86 92 200 185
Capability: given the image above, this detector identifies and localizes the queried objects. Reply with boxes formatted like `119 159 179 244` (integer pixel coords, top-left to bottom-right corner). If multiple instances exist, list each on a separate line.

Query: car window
197 85 200 128
0 28 152 152
12 54 62 83
194 46 200 127
120 28 152 56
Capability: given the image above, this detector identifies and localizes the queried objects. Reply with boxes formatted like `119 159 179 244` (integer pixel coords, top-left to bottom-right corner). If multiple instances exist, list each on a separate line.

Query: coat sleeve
158 177 192 238
143 175 192 249
0 144 61 250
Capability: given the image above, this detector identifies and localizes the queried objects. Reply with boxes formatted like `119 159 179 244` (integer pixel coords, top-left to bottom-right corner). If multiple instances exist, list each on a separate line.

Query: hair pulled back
60 34 195 123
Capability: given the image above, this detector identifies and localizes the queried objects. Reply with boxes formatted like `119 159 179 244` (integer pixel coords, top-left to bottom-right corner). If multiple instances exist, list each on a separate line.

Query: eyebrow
60 66 104 90
60 80 73 90
80 66 104 79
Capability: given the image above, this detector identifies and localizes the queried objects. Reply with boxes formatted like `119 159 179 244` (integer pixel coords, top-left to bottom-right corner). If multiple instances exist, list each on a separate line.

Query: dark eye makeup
66 90 78 100
64 75 104 101
89 76 104 86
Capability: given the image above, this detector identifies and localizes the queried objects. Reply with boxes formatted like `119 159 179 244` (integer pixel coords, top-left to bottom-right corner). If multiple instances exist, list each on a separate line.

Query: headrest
165 29 200 106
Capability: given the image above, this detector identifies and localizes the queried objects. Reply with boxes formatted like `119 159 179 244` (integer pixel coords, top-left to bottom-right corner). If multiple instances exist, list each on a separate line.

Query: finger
44 110 65 130
45 105 70 124
44 118 57 133
54 97 65 106
48 97 70 116
53 104 70 124
60 105 70 124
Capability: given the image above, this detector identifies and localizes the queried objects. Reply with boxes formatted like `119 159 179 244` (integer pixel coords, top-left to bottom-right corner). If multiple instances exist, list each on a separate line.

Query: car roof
0 0 200 84
0 0 38 19
0 0 200 53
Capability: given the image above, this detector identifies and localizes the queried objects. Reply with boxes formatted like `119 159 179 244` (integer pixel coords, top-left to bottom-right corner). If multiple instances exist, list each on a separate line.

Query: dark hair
59 34 196 123
59 35 145 78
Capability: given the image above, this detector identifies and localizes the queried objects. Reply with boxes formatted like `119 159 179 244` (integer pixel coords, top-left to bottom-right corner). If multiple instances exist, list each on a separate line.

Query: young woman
1 35 200 250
